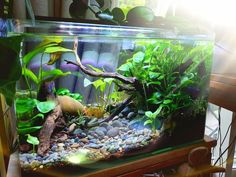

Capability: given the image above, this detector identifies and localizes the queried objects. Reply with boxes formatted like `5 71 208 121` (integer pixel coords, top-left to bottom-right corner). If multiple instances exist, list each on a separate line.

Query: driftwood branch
65 55 138 85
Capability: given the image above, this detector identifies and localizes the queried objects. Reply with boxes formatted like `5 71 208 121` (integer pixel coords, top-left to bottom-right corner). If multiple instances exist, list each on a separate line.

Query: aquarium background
1 19 213 176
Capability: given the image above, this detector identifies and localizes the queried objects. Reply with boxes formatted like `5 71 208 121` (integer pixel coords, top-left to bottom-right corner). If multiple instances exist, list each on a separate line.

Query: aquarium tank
0 17 214 176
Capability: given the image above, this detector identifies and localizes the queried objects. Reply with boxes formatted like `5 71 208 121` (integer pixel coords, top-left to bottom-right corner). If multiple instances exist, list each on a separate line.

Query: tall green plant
118 40 213 131
21 38 72 94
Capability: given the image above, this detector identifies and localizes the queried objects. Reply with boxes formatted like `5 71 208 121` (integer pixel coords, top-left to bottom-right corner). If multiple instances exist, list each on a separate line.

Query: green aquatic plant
83 65 115 110
21 38 72 95
16 97 56 136
0 36 23 105
26 134 39 153
117 40 213 131
56 88 83 102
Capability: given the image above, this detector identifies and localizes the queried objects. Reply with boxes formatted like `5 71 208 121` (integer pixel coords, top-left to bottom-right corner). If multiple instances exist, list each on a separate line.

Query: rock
95 130 105 138
74 137 80 143
96 127 107 134
125 139 132 145
100 122 109 128
107 128 119 137
71 143 80 148
127 112 136 119
51 145 57 151
111 120 123 127
73 128 83 135
58 134 68 142
80 132 87 138
89 139 98 144
106 125 113 131
80 138 89 144
118 113 123 118
57 143 65 151
113 115 119 120
68 123 76 133
58 95 85 114
87 143 102 149
121 107 130 116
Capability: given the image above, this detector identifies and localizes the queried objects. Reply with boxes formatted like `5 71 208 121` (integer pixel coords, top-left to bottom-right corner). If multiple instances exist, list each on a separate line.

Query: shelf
209 74 236 112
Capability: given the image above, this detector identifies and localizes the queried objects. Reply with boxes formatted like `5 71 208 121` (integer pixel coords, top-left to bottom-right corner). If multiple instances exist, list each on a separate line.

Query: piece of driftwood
37 82 65 156
37 103 64 156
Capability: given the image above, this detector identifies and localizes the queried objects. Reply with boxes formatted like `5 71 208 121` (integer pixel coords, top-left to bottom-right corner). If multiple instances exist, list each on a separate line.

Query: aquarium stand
7 136 217 177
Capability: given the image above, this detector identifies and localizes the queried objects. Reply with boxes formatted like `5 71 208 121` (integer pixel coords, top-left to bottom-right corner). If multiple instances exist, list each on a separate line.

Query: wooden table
209 73 236 177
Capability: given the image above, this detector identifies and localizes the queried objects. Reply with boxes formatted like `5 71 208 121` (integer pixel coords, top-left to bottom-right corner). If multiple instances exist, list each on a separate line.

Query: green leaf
163 99 173 104
147 81 161 86
127 6 155 24
69 93 83 101
92 79 105 90
40 69 71 83
31 113 44 121
118 62 132 72
149 72 161 79
133 51 145 63
104 78 114 85
18 126 42 135
87 64 103 73
153 105 163 117
44 46 72 54
112 7 125 22
56 88 70 95
36 101 56 114
22 67 38 84
0 36 23 105
26 134 39 145
84 78 93 87
23 43 57 65
17 121 32 128
145 111 155 118
16 98 38 115
144 119 153 126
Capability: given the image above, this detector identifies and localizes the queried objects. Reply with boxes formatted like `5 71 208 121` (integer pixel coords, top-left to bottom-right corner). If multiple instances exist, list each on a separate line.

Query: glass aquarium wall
4 19 214 176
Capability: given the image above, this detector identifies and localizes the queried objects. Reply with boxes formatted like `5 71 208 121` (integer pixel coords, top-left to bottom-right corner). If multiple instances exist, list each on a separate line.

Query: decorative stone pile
19 108 159 170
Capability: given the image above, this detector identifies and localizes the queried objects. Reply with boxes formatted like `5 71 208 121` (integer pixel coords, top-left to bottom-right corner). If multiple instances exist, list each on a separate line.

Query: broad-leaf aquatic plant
21 38 72 95
0 36 23 105
118 40 213 131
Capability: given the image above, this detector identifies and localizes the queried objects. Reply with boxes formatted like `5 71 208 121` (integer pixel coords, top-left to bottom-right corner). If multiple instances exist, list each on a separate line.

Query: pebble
68 123 76 133
58 143 65 147
111 120 123 127
100 122 109 128
87 143 101 149
107 128 119 137
106 125 113 131
121 107 130 116
80 138 89 143
58 134 68 142
96 127 107 134
73 128 83 135
74 137 80 143
127 112 136 119
95 130 105 138
71 143 80 148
